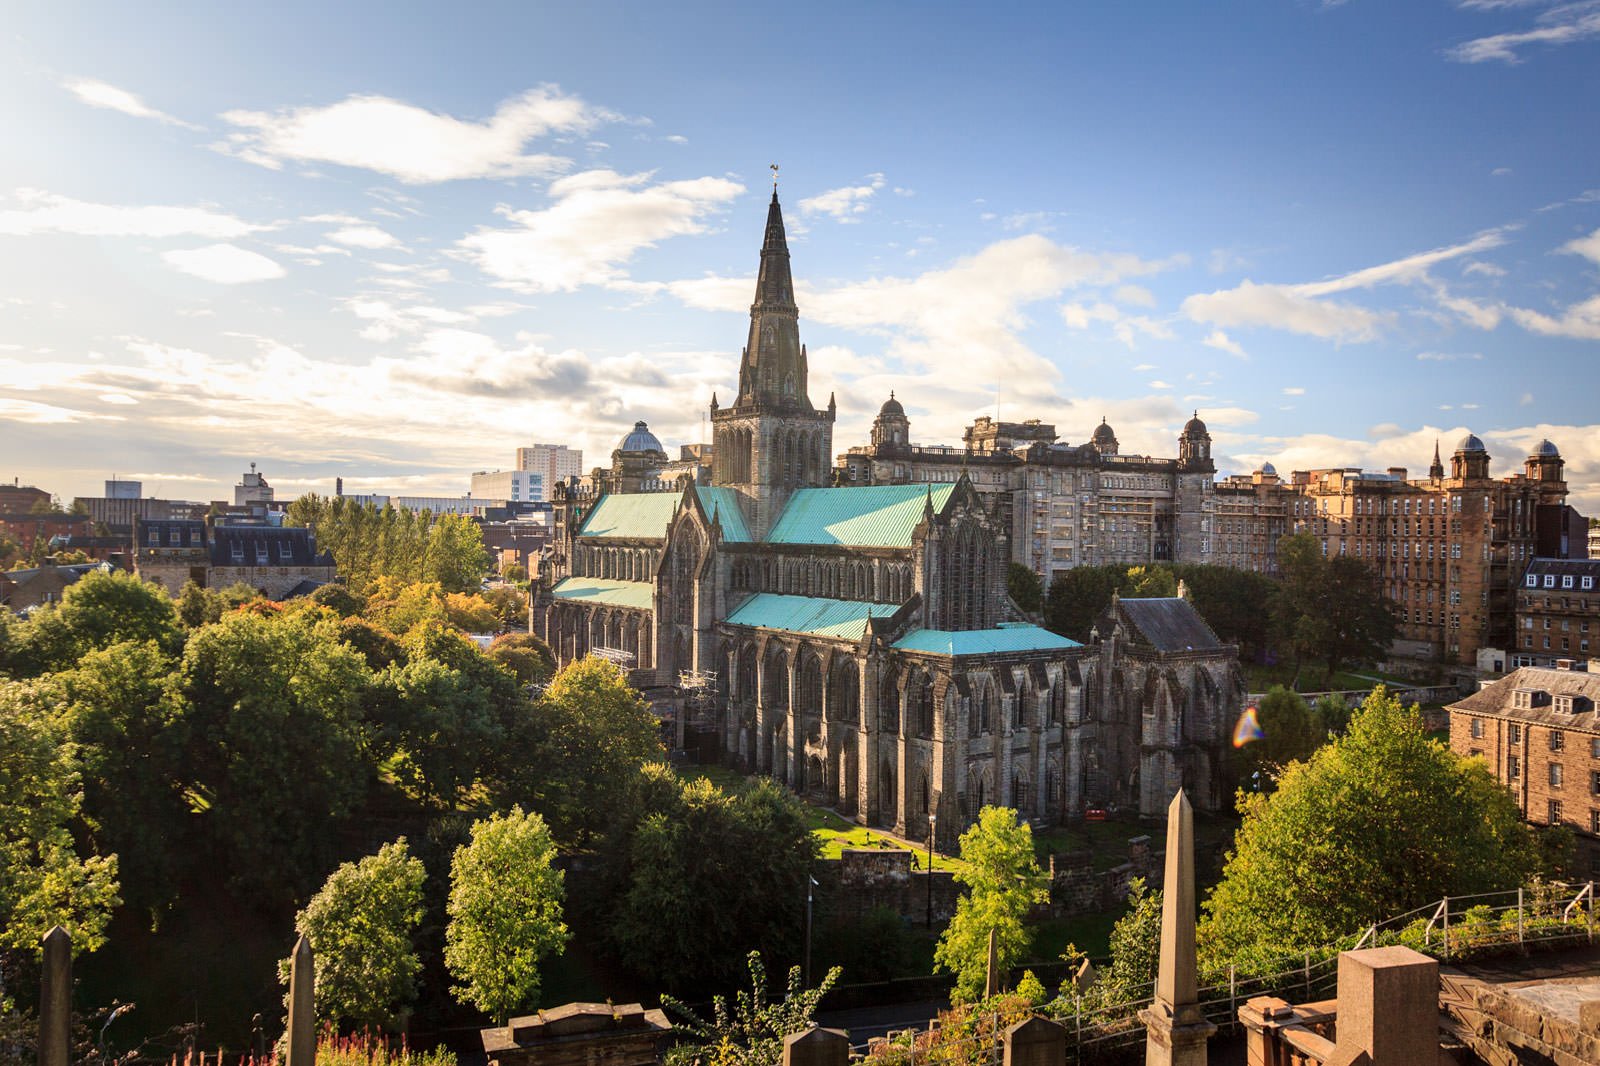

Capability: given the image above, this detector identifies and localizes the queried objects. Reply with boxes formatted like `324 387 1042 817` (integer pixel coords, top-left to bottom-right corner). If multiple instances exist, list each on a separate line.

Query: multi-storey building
536 190 1243 841
135 517 335 598
1514 558 1600 668
516 443 584 495
235 463 274 506
1450 663 1600 877
470 469 545 506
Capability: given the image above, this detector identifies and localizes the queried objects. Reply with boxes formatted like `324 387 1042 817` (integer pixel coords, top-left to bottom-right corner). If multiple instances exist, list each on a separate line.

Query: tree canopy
287 495 490 592
1272 533 1396 686
934 806 1049 1003
1201 687 1542 965
445 807 569 1024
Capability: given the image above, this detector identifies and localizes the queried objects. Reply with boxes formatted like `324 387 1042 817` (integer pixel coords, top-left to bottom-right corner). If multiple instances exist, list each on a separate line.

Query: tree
1201 688 1542 965
1170 564 1276 661
445 807 569 1024
1043 565 1125 642
609 775 816 992
1270 534 1396 687
1232 686 1323 790
661 951 841 1066
934 806 1050 1003
1092 877 1161 1002
1124 565 1176 598
425 514 491 593
522 657 664 843
0 680 121 965
486 632 555 686
1007 563 1043 615
281 840 427 1029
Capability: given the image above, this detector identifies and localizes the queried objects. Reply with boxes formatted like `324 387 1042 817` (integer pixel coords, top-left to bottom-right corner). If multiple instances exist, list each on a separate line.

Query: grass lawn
803 805 963 871
1243 660 1412 694
1027 910 1122 962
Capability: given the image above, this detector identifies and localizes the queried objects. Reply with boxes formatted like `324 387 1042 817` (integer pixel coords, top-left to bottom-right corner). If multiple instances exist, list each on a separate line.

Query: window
1509 755 1521 779
1591 771 1600 795
1592 810 1600 835
1471 717 1485 739
1591 737 1600 759
1564 575 1575 589
1546 574 1557 589
1584 576 1595 591
1510 724 1522 744
1549 800 1562 826
1550 763 1564 788
1551 730 1565 752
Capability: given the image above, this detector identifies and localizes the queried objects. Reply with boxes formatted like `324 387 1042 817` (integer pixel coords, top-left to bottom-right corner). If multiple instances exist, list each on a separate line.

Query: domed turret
871 391 911 450
1526 438 1565 485
1259 461 1277 477
1091 418 1119 456
1455 432 1487 455
1183 412 1209 438
1451 431 1490 480
879 392 905 418
618 420 665 454
1178 410 1214 473
1531 439 1560 458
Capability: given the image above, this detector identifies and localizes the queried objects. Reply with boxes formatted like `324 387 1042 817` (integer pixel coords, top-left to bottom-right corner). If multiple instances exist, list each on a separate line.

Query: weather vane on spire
770 163 779 190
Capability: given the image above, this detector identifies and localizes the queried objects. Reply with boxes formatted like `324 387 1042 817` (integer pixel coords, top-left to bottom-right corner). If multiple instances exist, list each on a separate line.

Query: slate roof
550 577 654 610
893 623 1080 656
577 493 682 540
1116 597 1223 652
210 526 333 567
766 483 956 548
1522 558 1600 585
1449 667 1600 732
725 593 900 641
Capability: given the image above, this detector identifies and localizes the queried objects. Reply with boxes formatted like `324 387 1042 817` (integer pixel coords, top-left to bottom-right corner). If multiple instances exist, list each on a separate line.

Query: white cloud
1113 284 1156 307
1149 380 1173 390
1416 350 1484 361
1061 301 1120 329
459 170 744 292
0 190 264 238
1506 294 1600 339
799 174 886 222
1463 259 1506 277
1561 226 1600 264
63 78 199 129
217 85 612 183
162 244 286 283
327 225 403 250
1448 1 1600 62
1181 231 1506 341
1283 386 1306 396
1201 329 1247 358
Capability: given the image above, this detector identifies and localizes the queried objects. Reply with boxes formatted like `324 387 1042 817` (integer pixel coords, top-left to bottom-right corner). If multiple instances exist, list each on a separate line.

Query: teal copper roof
695 485 750 542
893 623 1080 656
550 577 654 610
578 493 681 540
725 593 900 641
766 484 956 547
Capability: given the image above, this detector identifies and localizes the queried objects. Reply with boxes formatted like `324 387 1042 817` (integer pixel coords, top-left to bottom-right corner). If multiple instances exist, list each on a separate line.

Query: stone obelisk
1140 789 1215 1066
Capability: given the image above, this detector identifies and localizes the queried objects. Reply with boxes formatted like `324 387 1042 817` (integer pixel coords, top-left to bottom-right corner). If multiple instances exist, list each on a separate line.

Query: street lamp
926 811 939 928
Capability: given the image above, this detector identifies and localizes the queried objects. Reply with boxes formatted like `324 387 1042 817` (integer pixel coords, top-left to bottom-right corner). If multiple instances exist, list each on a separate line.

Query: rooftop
766 483 956 548
724 592 900 641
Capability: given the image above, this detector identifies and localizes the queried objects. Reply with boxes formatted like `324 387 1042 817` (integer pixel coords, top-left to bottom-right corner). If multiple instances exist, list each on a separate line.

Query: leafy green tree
661 951 841 1066
1125 565 1176 597
54 570 183 655
175 580 263 628
177 610 373 902
445 807 569 1024
0 681 121 962
370 655 501 807
426 514 491 593
1312 693 1353 736
1043 565 1126 641
58 641 189 913
281 840 427 1029
1270 534 1396 687
1170 564 1276 661
610 775 816 992
522 657 663 843
487 632 555 686
1201 687 1542 964
1092 877 1161 1002
1007 563 1043 615
1233 686 1323 790
934 806 1050 1003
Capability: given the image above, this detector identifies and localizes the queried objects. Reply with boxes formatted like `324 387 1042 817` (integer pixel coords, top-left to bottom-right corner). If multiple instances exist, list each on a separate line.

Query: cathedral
535 190 1243 842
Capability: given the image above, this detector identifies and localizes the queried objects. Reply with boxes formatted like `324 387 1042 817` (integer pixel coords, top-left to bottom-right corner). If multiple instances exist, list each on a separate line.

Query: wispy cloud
0 190 265 238
799 173 886 222
327 225 403 250
162 244 286 283
216 85 613 183
63 78 200 129
1202 329 1247 358
1448 0 1600 63
1416 351 1485 361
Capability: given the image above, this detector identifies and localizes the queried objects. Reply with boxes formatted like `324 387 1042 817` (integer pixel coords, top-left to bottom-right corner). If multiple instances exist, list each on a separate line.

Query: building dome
879 391 905 418
1182 411 1209 437
618 420 664 453
1091 419 1117 446
1531 438 1561 458
1455 432 1487 454
1259 461 1277 477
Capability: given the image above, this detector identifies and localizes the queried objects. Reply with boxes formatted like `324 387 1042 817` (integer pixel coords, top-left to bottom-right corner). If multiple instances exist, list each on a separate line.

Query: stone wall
813 848 960 925
1046 835 1163 916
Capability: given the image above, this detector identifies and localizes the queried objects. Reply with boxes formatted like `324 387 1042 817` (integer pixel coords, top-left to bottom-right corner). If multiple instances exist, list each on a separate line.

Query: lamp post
803 874 817 985
926 811 939 928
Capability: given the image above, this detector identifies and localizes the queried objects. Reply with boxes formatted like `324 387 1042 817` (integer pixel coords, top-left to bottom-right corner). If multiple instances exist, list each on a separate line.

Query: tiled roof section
893 623 1081 656
1117 597 1223 652
725 593 900 641
1523 557 1600 581
1449 666 1600 732
550 577 655 610
766 484 956 547
695 486 750 542
578 492 681 541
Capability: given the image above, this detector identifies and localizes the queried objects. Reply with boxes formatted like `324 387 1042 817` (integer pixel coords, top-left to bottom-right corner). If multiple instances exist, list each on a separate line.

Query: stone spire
1429 438 1444 480
738 190 808 408
1140 789 1215 1066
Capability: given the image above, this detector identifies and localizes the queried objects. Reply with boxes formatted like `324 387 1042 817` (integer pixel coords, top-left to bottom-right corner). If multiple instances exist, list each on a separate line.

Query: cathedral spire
1429 438 1444 480
736 188 806 408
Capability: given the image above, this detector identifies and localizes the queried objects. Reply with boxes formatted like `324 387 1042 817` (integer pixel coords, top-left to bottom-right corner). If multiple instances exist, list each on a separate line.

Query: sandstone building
1450 662 1600 877
135 517 335 599
1515 557 1600 668
535 192 1243 841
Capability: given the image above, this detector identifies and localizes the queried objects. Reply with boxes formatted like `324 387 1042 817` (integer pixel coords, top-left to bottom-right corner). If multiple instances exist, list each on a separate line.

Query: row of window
1527 573 1597 590
1472 719 1600 758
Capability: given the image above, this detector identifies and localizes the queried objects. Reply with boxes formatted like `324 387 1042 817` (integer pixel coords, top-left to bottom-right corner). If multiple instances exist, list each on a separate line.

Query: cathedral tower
710 189 836 538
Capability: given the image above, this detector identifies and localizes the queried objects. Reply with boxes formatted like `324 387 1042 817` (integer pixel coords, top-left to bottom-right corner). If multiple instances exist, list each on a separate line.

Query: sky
1 2 1598 511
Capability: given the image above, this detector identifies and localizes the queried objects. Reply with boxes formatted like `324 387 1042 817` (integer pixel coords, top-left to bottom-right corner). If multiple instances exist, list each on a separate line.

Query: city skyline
1 3 1597 509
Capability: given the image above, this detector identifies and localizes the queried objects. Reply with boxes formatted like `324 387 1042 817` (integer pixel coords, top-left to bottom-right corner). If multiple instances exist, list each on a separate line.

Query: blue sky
2 2 1598 509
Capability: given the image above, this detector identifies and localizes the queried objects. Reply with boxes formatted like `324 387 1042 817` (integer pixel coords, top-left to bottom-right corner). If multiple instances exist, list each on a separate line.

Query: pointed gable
766 483 957 547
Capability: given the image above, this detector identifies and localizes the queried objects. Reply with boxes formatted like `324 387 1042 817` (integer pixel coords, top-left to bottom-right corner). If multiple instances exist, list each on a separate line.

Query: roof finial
890 389 895 400
770 162 779 195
